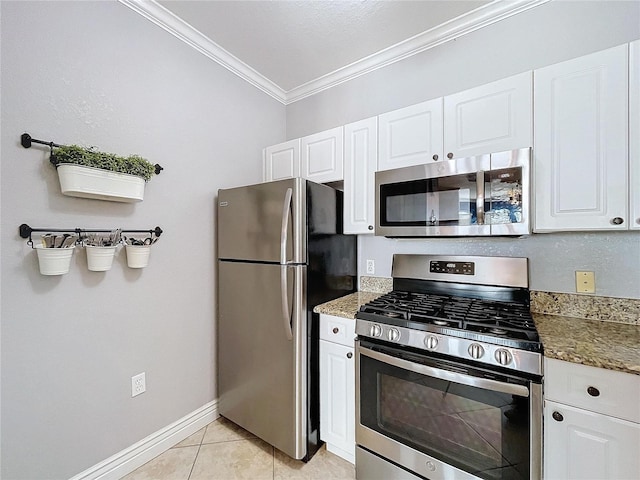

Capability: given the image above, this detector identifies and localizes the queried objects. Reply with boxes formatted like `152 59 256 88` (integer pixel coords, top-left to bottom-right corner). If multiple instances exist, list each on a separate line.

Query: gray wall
0 2 284 478
286 0 640 300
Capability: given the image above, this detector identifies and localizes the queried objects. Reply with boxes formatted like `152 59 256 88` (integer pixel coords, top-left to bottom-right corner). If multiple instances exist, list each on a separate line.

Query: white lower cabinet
319 314 355 464
544 400 640 480
543 358 640 480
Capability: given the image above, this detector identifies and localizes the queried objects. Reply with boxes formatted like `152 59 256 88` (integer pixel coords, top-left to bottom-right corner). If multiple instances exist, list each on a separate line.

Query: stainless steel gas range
355 254 542 480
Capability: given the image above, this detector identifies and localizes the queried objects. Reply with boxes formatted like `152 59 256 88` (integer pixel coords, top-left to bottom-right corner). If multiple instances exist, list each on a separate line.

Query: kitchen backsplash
360 276 392 294
359 276 640 326
530 291 640 325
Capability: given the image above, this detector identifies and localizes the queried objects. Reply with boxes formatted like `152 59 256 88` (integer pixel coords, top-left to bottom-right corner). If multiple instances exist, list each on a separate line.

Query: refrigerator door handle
280 265 294 341
280 187 293 264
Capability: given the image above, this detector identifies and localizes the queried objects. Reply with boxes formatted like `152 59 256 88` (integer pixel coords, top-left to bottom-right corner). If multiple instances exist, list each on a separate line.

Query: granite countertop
533 313 640 376
314 292 383 319
315 292 640 376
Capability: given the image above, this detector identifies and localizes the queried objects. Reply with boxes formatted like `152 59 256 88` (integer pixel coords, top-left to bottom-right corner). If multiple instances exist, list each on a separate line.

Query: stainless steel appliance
375 148 530 237
355 255 542 480
217 178 357 461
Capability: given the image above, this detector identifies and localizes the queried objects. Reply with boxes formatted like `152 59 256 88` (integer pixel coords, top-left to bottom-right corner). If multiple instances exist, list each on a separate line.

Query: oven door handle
359 344 530 398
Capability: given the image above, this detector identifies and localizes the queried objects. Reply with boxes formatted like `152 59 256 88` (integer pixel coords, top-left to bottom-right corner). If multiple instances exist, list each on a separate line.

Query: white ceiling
157 0 490 92
122 0 549 103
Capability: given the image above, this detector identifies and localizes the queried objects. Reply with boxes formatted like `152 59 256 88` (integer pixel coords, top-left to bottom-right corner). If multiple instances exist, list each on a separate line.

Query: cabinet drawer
545 358 640 422
319 314 356 347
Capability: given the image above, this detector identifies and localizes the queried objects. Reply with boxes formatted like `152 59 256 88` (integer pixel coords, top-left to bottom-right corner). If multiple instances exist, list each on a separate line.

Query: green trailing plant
51 145 156 182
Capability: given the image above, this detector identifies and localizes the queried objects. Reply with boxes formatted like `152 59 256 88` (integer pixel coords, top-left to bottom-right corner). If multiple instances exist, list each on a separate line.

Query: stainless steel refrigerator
217 178 357 461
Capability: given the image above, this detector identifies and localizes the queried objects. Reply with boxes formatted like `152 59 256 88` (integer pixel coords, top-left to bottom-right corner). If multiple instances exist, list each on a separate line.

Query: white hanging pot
85 245 118 272
57 164 146 203
125 244 151 268
35 245 75 275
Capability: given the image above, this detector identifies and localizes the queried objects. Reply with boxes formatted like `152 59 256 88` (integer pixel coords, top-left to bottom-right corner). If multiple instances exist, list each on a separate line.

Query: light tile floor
122 416 356 480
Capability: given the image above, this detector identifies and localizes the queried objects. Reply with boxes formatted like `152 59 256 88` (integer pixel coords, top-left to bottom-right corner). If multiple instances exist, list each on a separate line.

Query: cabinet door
263 139 300 182
630 40 640 230
344 117 377 234
320 339 355 464
544 400 640 480
301 126 344 183
378 98 443 171
444 71 532 159
534 45 629 231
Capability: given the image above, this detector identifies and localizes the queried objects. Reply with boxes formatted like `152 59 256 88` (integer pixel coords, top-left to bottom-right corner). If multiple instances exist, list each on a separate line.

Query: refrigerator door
218 260 307 459
218 178 306 264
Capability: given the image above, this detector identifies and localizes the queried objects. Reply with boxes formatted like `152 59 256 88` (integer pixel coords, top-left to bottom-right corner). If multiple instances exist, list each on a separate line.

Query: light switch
575 271 595 294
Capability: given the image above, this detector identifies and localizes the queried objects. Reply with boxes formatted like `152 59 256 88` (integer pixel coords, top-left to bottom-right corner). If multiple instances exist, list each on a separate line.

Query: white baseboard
70 400 218 480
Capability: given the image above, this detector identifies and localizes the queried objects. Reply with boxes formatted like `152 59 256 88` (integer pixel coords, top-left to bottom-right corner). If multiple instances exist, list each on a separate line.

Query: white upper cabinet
377 98 443 171
377 73 532 171
301 126 344 183
263 139 301 182
443 72 532 159
344 117 377 234
630 40 640 229
534 44 629 232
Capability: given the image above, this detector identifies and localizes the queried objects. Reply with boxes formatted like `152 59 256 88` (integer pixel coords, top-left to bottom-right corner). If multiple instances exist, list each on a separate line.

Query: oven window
359 351 531 479
380 174 476 226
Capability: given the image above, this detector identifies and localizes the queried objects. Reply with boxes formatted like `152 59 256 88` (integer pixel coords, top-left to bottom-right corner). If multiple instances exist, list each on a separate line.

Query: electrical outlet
366 259 375 275
575 271 595 294
131 372 146 397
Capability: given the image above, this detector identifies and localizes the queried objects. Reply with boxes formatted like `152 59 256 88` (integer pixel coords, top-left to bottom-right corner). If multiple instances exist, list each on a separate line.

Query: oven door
356 339 542 480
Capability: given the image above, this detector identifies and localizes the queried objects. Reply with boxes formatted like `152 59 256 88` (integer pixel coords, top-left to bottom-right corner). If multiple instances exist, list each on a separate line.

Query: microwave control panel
430 261 475 275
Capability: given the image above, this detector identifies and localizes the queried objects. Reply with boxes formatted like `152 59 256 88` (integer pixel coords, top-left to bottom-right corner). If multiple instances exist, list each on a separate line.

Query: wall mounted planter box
57 164 146 203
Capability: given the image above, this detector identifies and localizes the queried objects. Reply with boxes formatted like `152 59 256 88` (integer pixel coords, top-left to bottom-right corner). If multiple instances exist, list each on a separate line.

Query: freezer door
217 178 306 264
218 260 307 459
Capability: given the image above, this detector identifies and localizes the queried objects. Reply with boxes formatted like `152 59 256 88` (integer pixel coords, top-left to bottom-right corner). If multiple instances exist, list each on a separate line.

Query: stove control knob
468 343 485 359
424 335 438 350
370 324 382 337
494 348 513 366
387 328 401 342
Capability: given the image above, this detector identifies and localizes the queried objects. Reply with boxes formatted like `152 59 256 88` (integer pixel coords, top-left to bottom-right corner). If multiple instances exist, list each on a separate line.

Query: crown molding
284 0 551 104
120 0 550 106
118 0 287 103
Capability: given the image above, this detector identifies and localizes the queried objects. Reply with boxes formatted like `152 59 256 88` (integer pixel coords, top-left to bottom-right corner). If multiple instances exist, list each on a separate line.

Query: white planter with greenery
51 145 156 203
57 164 146 202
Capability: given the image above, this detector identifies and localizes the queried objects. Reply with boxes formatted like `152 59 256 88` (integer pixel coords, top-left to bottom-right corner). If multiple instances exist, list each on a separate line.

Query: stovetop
357 290 539 345
355 254 543 375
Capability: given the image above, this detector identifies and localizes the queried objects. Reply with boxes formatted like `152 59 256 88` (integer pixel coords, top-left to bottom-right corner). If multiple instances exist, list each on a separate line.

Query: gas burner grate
357 290 537 341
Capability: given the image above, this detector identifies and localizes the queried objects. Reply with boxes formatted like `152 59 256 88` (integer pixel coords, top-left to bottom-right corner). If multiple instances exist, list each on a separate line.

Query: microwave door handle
358 344 529 398
280 187 293 264
280 265 293 341
476 171 485 225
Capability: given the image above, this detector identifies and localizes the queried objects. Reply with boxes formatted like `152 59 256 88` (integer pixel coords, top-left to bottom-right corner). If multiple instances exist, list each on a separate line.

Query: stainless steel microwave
375 148 531 237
